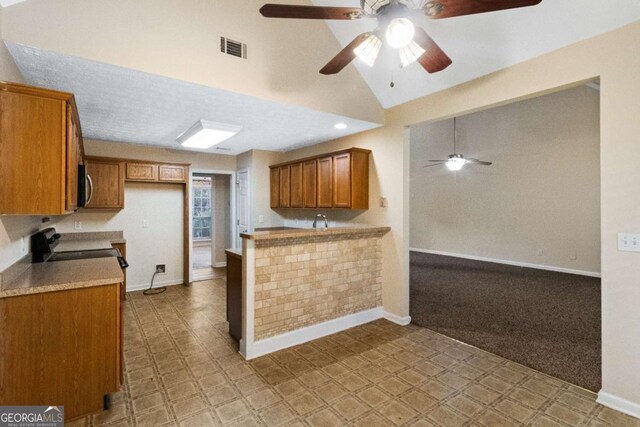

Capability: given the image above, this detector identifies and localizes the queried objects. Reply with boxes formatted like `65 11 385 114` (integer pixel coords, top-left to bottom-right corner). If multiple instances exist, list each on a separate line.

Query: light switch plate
618 233 640 252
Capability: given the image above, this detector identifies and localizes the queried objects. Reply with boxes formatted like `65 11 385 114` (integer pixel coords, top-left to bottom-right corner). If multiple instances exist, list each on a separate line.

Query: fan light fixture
399 40 426 67
177 120 242 149
445 155 466 171
354 33 382 66
386 18 415 49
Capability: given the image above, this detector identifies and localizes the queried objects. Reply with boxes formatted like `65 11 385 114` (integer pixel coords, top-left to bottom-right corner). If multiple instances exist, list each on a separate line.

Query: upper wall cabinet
270 148 370 210
84 158 125 210
0 82 84 215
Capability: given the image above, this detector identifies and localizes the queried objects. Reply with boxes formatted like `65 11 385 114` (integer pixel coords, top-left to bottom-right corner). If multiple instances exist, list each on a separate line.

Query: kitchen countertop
0 257 124 299
240 226 391 241
225 248 242 258
55 239 114 252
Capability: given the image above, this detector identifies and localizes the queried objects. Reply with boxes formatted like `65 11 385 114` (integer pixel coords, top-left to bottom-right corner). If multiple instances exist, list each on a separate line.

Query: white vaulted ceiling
310 0 640 108
6 42 379 155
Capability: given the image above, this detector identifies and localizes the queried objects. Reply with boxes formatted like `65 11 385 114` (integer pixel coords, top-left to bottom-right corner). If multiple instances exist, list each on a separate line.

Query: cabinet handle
87 174 94 205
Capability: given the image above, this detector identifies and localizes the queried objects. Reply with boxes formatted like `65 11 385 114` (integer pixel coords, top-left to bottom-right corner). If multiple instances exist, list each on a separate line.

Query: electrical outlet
618 233 640 252
380 197 388 208
74 221 82 230
155 264 166 274
537 249 544 256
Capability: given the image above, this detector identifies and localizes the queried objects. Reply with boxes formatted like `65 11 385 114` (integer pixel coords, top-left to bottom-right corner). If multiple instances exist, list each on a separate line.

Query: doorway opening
408 83 601 391
191 173 232 282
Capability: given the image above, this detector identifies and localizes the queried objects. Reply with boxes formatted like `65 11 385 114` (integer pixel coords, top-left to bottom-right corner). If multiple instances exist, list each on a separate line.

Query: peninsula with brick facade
237 226 390 359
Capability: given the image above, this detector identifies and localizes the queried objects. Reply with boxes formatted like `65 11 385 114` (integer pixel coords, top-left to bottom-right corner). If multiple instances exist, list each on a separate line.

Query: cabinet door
85 160 125 209
317 157 333 208
302 160 317 208
158 165 186 182
270 168 280 208
65 105 81 213
290 163 303 208
0 91 65 215
333 153 352 208
126 163 158 181
279 165 291 208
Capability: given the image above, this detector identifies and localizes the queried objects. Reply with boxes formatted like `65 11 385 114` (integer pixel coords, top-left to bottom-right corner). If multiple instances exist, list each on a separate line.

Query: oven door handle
86 174 94 205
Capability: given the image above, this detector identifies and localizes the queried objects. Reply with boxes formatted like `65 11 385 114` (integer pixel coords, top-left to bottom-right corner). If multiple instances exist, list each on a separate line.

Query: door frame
189 168 236 284
236 168 250 249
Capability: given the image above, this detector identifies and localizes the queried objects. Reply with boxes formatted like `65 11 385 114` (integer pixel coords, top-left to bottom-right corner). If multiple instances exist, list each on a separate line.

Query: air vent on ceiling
220 37 247 59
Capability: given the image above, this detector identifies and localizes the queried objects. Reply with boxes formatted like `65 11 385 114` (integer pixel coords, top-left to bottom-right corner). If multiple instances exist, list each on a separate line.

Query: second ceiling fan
260 0 542 75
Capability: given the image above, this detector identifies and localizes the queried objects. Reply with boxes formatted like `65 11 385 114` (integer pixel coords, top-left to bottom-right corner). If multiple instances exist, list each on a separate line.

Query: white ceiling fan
424 117 492 171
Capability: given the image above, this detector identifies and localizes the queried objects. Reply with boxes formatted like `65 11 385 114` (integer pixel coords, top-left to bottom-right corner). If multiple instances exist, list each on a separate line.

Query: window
192 178 212 239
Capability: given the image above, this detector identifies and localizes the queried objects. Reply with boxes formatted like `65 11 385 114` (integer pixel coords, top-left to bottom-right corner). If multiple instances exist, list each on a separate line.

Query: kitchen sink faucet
313 214 328 228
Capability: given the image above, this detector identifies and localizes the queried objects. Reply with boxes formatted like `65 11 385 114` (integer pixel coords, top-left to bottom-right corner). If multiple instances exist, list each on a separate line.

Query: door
237 169 250 245
270 168 280 208
279 165 291 208
85 160 125 209
302 160 317 208
317 157 332 208
290 162 303 208
333 153 352 208
65 105 81 212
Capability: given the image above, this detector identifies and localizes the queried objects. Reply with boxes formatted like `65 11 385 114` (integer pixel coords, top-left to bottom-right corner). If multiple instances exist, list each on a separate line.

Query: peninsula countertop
240 225 391 241
0 257 124 299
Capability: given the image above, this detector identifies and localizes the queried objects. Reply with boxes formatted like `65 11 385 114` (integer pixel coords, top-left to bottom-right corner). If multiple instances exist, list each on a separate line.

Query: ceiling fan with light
259 0 542 75
425 117 492 171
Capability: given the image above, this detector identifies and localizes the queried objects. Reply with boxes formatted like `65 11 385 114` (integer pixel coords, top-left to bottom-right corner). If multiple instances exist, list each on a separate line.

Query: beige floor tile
260 402 296 425
215 399 251 424
357 386 392 408
446 394 485 417
166 380 198 401
379 399 419 426
178 409 218 427
246 388 281 410
426 406 469 427
135 406 172 427
316 381 350 404
171 395 207 420
545 402 587 425
288 392 324 415
332 396 369 420
494 399 536 423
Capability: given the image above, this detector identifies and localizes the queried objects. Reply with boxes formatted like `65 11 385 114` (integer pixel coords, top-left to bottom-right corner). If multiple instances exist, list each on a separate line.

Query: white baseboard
410 248 601 278
384 311 412 326
597 391 640 420
126 279 185 292
243 307 384 360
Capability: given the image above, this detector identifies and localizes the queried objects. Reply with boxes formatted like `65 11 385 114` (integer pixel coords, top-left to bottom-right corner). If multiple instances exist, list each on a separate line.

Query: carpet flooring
410 251 601 391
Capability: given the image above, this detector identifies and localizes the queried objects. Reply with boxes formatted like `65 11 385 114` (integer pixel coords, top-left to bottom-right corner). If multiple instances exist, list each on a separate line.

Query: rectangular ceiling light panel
177 120 242 149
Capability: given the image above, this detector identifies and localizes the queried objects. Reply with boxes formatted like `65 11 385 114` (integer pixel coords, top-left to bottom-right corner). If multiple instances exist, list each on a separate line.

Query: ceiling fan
425 117 492 171
259 0 542 75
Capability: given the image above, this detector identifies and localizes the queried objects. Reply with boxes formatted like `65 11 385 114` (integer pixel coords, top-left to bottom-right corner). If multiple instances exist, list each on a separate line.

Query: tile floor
68 280 640 427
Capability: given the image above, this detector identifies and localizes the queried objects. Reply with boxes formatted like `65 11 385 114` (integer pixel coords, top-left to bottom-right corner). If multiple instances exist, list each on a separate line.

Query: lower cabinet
0 284 122 420
226 250 242 341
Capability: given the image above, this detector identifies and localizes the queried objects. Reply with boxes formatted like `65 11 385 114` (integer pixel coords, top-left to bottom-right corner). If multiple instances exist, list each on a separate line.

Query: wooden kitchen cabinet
0 82 84 215
279 165 291 208
270 167 280 208
290 162 303 208
126 162 158 181
0 284 122 420
302 160 317 208
84 158 125 209
317 157 333 208
159 164 187 182
269 148 370 210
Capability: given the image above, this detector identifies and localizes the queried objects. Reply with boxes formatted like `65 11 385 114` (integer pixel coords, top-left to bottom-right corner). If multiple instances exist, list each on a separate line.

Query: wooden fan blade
426 0 542 19
413 28 452 73
260 4 365 20
320 33 371 75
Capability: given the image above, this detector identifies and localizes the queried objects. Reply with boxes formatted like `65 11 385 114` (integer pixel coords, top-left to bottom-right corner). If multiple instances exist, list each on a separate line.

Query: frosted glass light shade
446 157 466 171
399 40 426 67
354 34 382 67
386 18 415 49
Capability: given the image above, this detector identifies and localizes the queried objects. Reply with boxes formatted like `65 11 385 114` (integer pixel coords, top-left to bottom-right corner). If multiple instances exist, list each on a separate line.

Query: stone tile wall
253 233 384 340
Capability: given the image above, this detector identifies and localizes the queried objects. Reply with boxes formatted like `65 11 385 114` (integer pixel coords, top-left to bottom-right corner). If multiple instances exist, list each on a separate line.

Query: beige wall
0 6 23 83
410 85 601 274
55 183 184 290
1 0 382 124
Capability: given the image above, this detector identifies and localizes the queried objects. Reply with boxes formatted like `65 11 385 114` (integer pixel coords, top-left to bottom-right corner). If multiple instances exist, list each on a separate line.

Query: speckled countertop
225 248 242 258
240 226 391 241
0 257 124 299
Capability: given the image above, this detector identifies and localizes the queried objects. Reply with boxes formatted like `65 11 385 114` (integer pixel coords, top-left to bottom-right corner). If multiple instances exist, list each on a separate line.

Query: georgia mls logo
0 405 64 427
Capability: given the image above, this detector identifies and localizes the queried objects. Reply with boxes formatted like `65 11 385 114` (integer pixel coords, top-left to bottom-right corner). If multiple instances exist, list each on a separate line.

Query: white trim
597 391 640 420
384 311 412 326
213 262 227 268
410 248 601 278
243 307 384 360
126 279 184 292
240 239 255 359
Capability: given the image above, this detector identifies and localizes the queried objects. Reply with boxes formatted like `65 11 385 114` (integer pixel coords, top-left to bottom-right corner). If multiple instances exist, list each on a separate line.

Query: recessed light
177 120 242 149
334 123 348 130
